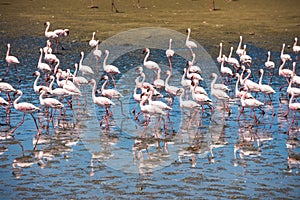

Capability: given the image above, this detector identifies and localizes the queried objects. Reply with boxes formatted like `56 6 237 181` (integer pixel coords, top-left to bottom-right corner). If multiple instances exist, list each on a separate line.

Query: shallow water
0 33 300 199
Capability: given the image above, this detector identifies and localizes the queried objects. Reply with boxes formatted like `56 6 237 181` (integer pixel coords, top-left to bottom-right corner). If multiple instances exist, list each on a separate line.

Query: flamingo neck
289 93 294 106
49 77 55 91
39 91 45 105
182 69 187 82
54 60 60 74
103 52 109 68
74 65 78 78
165 72 171 87
267 52 270 62
13 91 22 107
38 49 43 64
218 43 222 58
101 78 108 92
91 81 97 102
79 53 84 68
34 73 40 88
238 36 242 49
156 68 161 79
6 45 10 58
235 75 240 96
186 29 191 43
292 62 296 74
143 49 150 64
169 39 172 50
45 23 50 34
228 47 233 58
281 44 285 55
211 75 217 89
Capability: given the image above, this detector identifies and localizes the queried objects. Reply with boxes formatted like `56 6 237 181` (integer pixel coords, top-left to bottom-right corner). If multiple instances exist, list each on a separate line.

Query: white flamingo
211 73 230 92
217 42 225 63
220 60 233 82
227 46 240 71
32 71 51 94
186 28 197 55
281 43 292 62
236 36 244 57
191 78 208 96
186 61 203 81
235 73 253 99
291 62 300 85
210 73 230 112
165 70 183 97
153 67 165 89
279 59 293 83
38 48 51 73
79 51 94 75
89 32 98 48
181 68 192 88
5 43 21 82
166 38 175 70
239 89 264 120
147 89 172 111
11 90 40 134
73 64 89 86
191 82 212 113
258 69 276 104
283 91 300 120
103 50 121 88
44 21 58 39
264 51 275 69
189 53 202 74
43 40 52 54
293 37 300 53
287 79 300 97
179 88 200 111
143 48 160 70
240 68 260 95
239 45 252 65
93 42 102 61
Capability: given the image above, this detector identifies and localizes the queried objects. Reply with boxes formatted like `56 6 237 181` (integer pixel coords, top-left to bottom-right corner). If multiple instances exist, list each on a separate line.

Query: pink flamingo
186 61 202 81
166 38 175 70
210 73 230 112
10 90 40 134
265 51 275 69
89 79 115 128
293 37 300 53
186 28 197 55
165 70 183 98
287 78 300 97
211 72 230 92
44 21 59 51
239 88 264 121
239 45 252 66
258 69 276 105
179 88 200 111
191 78 208 96
181 68 192 88
0 96 9 108
32 71 52 94
79 51 94 75
220 59 233 83
283 91 300 122
53 27 69 52
191 81 212 113
103 50 120 88
153 67 165 89
5 43 21 82
281 43 292 62
73 64 89 86
93 42 102 61
240 68 260 96
217 43 226 64
43 40 53 54
189 53 202 74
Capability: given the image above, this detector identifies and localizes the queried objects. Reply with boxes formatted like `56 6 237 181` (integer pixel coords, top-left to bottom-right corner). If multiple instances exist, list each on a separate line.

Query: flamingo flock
0 24 299 137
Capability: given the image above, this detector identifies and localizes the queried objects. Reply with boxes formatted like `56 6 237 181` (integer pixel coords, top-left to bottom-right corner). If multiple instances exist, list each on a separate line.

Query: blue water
0 35 299 199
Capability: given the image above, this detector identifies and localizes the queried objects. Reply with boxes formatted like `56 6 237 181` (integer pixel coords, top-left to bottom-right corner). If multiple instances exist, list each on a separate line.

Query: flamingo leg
10 113 26 134
14 64 21 83
30 113 40 135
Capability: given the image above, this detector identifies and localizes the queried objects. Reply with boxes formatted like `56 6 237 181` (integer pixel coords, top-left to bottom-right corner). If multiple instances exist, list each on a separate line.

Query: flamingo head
44 21 50 26
142 48 149 54
186 28 191 33
88 79 96 84
101 75 109 80
210 73 217 78
13 89 21 97
7 43 10 48
259 69 264 74
166 70 171 75
105 50 109 55
32 71 40 76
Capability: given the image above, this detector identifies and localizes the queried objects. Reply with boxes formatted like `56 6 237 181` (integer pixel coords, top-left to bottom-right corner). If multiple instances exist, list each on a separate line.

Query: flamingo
258 69 276 105
5 43 21 82
283 91 300 121
103 50 121 88
165 70 183 98
179 88 200 111
100 75 124 115
210 73 230 112
32 71 52 94
211 73 230 92
143 48 160 70
89 32 98 48
186 28 197 55
239 88 264 121
44 21 59 52
293 37 300 53
291 62 300 85
0 96 9 108
37 48 51 73
191 78 208 96
53 27 69 52
62 70 82 96
281 43 292 62
191 81 212 113
227 46 241 71
235 73 253 99
10 90 40 134
43 40 52 54
186 61 203 81
265 51 275 69
239 45 252 65
217 43 226 63
189 53 202 74
181 68 192 88
0 82 16 124
287 79 300 97
135 67 162 97
220 59 233 83
138 94 166 125
89 79 115 128
79 51 94 75
153 67 165 89
240 68 260 95
166 38 175 70
93 42 102 61
147 89 172 111
236 36 244 57
39 89 64 125
73 64 88 86
279 59 293 83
